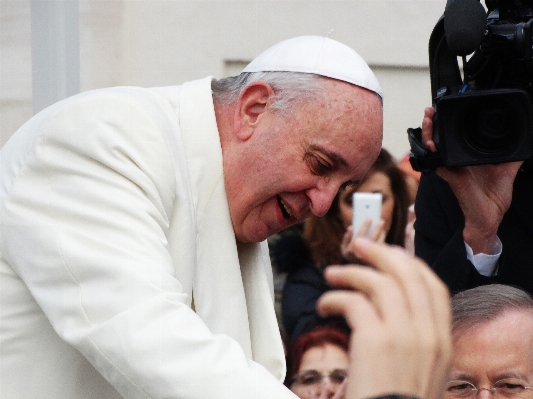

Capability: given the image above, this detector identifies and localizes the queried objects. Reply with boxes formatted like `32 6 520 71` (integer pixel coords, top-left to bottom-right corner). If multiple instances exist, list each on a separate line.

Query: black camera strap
407 127 444 172
408 12 462 172
429 15 463 105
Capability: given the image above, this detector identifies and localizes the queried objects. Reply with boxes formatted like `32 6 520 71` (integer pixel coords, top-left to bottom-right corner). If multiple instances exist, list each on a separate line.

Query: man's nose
306 181 339 217
476 388 494 399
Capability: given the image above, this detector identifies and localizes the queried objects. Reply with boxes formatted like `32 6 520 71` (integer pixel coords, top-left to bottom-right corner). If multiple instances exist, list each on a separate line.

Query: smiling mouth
277 196 294 219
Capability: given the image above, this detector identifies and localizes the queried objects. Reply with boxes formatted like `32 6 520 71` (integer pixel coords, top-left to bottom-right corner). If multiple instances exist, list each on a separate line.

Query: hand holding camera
410 0 533 255
420 106 523 254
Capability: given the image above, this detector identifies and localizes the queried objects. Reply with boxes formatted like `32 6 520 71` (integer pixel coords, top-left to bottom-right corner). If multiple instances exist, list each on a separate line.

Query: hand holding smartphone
352 192 382 237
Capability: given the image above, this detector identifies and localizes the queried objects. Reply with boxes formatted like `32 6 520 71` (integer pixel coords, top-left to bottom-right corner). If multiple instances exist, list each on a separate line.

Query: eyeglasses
445 379 533 398
290 369 347 387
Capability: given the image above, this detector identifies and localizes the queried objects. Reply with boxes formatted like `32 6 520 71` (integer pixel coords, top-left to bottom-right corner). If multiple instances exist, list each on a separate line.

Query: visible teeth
280 198 294 218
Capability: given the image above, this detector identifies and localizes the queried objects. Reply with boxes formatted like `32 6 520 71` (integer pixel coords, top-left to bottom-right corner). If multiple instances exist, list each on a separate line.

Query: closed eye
304 153 333 176
450 384 472 391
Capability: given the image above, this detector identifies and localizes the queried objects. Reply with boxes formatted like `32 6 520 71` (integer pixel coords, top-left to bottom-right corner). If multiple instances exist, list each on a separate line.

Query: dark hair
284 325 350 387
303 148 410 267
452 284 533 337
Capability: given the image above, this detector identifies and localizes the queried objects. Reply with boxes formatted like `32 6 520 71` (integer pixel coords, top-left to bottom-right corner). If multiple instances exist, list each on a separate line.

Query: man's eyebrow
448 372 474 381
309 144 349 167
448 371 529 383
494 371 530 381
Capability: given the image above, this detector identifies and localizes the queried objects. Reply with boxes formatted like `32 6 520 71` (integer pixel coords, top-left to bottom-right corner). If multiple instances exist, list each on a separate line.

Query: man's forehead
315 82 383 126
450 309 533 380
297 83 383 174
454 309 533 347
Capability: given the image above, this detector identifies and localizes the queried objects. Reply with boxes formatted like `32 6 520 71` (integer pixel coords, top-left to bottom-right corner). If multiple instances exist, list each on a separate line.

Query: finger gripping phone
352 192 382 236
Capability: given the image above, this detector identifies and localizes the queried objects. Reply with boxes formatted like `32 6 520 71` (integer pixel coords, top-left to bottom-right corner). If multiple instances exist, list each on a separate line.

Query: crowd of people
271 148 415 342
1 27 531 399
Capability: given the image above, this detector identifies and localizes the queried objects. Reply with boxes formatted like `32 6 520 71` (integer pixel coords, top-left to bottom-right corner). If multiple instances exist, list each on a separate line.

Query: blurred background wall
1 0 446 159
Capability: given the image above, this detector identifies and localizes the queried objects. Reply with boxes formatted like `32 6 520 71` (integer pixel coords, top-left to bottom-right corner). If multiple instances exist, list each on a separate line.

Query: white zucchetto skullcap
242 35 383 98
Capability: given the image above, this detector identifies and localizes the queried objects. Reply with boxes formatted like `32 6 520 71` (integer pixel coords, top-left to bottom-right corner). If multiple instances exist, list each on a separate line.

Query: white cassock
0 77 296 399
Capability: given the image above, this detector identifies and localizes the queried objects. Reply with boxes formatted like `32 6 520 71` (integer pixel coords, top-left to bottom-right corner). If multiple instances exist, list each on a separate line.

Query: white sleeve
464 237 502 277
1 88 296 399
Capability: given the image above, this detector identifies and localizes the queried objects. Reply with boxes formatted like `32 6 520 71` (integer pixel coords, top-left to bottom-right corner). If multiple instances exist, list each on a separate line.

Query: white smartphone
352 192 382 237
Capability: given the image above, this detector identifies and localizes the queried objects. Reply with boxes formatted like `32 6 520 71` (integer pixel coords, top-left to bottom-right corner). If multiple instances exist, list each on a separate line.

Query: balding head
451 284 533 337
446 285 533 399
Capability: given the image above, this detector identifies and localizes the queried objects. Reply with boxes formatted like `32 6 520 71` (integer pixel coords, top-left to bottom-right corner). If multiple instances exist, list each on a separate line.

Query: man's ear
234 81 275 141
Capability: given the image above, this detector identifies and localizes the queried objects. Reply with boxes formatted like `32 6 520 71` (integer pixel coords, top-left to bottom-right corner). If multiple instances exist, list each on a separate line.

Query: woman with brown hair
272 148 410 342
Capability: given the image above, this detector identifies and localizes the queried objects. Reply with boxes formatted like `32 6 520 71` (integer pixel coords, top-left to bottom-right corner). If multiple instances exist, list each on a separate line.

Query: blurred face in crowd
224 78 383 243
446 310 533 399
290 343 349 399
338 170 395 234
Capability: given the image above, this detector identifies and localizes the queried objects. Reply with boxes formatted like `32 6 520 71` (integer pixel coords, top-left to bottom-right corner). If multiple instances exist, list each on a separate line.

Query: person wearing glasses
447 284 533 399
285 326 349 399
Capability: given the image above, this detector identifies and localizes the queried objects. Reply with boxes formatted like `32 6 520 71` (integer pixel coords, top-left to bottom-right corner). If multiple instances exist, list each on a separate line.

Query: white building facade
1 0 447 158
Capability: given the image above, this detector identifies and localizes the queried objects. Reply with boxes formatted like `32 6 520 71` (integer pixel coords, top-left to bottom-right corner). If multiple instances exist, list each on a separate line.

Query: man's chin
235 229 270 244
234 223 281 243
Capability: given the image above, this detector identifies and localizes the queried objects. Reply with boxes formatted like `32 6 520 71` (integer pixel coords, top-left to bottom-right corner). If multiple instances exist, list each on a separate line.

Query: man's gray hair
452 284 533 336
212 72 327 115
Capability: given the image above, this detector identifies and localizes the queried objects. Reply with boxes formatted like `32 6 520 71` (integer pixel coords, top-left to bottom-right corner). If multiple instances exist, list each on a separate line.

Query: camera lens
435 88 532 167
461 98 517 155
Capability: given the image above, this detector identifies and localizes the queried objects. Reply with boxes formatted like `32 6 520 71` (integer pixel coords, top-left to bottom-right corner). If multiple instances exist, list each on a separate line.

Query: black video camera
409 0 533 171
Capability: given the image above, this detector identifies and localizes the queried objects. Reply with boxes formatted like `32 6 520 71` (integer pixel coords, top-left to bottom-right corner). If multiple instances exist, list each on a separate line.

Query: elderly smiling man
447 284 533 399
0 36 382 398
